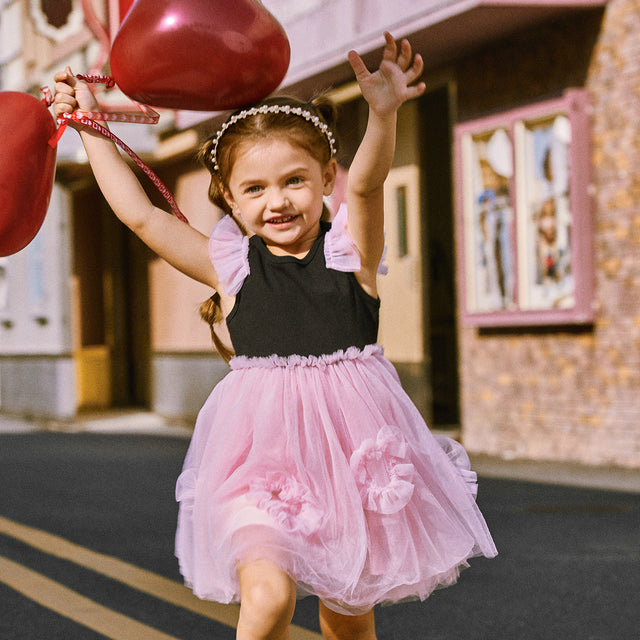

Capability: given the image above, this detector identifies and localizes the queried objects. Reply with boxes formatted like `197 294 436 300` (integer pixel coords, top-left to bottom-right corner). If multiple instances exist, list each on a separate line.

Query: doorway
72 187 150 410
419 85 461 428
103 201 151 409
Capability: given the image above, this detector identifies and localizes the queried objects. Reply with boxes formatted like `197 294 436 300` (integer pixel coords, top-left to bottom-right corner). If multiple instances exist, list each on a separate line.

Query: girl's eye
245 185 263 194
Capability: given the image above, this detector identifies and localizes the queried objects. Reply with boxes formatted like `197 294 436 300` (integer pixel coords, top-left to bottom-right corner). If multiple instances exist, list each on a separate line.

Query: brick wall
454 2 640 468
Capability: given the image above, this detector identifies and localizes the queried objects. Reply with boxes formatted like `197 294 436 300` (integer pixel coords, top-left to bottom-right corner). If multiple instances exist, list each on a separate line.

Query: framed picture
454 90 594 327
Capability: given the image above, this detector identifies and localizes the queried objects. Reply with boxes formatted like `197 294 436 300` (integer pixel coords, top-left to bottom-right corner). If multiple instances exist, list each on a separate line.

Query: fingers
406 80 427 101
387 34 424 94
382 32 423 77
353 33 421 76
53 67 71 83
395 38 413 71
347 49 370 82
53 67 77 116
381 31 398 63
351 33 425 108
53 94 76 116
405 52 424 85
395 37 421 77
53 67 75 96
383 33 416 69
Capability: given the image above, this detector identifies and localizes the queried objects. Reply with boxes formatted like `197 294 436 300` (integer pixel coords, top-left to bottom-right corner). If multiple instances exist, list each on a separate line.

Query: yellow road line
0 556 181 640
0 515 322 640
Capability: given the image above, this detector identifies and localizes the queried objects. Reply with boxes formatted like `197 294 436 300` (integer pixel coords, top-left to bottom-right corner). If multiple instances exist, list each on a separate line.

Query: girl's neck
262 224 321 258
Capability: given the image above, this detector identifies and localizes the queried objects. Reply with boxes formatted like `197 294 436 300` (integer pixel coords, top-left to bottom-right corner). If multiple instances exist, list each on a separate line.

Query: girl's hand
53 67 99 120
348 32 426 117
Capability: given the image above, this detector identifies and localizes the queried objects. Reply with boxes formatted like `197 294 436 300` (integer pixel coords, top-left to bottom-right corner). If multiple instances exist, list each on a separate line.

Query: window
29 0 83 42
396 185 408 258
454 89 593 326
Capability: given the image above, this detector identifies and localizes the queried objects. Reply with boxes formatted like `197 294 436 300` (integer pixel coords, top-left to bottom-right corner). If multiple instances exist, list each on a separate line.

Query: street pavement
0 413 638 639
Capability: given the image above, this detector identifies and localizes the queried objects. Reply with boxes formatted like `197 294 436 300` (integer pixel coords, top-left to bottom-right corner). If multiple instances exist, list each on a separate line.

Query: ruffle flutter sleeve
208 215 250 296
324 203 388 275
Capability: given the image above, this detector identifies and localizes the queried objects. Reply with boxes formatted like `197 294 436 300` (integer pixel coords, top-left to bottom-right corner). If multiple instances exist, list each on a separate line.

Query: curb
0 412 193 438
470 454 640 494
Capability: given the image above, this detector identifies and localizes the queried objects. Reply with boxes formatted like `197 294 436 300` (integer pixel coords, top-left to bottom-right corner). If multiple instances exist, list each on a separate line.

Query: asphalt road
1 430 638 640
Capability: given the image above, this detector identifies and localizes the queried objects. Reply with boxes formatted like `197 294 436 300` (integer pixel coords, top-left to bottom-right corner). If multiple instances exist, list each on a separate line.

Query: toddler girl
54 32 496 640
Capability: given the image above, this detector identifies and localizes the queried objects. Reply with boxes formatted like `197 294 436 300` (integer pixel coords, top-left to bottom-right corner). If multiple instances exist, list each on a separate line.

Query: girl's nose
267 189 290 211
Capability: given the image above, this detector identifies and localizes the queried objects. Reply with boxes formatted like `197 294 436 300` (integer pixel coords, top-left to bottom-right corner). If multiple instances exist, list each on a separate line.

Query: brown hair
198 94 339 361
199 292 234 362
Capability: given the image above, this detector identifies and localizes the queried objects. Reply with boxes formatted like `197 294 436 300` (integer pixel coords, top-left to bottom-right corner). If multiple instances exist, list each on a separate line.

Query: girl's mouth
268 215 297 225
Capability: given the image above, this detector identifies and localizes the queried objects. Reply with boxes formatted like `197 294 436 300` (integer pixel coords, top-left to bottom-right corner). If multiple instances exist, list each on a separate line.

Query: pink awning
283 0 608 95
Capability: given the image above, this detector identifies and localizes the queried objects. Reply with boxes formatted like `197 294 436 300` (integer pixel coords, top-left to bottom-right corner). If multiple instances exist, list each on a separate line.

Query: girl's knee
319 603 376 640
243 576 294 618
238 560 297 637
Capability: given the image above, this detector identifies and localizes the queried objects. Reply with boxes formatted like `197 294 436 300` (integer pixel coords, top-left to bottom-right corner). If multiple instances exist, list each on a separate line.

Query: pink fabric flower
248 471 323 536
350 426 415 514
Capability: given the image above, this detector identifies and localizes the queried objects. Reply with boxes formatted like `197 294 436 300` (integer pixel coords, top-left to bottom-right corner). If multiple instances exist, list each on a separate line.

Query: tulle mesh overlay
175 346 497 615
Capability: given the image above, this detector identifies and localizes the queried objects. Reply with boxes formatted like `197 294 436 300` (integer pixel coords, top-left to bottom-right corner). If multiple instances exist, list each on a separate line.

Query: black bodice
226 222 380 358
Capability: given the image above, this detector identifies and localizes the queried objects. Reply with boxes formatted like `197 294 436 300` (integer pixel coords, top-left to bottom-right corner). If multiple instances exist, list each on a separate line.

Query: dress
175 205 497 615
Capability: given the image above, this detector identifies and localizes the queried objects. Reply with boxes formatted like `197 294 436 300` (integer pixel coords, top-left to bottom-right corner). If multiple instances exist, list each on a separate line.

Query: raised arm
346 34 425 294
53 69 218 288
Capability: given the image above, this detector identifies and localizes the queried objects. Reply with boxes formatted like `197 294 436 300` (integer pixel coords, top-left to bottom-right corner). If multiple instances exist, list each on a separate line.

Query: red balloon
0 92 57 257
109 0 291 111
118 0 135 21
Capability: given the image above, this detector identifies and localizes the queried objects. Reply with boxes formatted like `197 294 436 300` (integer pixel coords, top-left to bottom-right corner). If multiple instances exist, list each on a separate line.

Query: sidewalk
469 452 640 494
0 410 193 438
1 411 638 494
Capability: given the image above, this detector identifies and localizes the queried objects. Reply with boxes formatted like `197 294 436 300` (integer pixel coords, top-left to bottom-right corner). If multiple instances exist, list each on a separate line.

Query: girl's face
223 136 336 257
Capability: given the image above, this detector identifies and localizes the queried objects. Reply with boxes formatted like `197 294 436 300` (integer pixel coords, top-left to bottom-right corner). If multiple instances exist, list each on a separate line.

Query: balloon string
43 76 189 225
78 74 116 88
79 0 111 76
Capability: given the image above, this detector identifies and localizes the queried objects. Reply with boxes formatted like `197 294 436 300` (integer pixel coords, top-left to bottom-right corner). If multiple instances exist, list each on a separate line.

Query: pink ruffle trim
230 344 383 370
325 204 388 275
208 215 249 296
324 204 362 273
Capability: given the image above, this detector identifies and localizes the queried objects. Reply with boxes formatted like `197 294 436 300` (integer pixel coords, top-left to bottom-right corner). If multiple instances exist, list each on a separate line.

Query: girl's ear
322 158 338 196
222 186 236 212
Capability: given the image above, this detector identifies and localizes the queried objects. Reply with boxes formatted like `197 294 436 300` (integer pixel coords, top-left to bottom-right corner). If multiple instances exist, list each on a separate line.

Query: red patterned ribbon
43 75 189 224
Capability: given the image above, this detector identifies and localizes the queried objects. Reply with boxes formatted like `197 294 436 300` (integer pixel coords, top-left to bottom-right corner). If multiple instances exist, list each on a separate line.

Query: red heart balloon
118 0 135 21
110 0 291 111
0 92 57 256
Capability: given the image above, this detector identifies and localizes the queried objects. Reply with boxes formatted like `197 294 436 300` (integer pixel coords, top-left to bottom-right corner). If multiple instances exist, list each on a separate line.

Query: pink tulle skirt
175 345 497 615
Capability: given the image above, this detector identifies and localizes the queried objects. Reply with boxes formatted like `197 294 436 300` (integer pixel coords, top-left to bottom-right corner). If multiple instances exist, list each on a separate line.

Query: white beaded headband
210 104 337 172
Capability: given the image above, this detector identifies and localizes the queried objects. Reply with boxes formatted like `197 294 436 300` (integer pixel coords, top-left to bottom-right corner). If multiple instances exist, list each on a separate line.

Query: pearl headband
209 104 337 172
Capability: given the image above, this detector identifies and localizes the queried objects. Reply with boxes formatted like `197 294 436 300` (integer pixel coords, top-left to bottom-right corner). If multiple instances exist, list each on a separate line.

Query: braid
199 293 234 363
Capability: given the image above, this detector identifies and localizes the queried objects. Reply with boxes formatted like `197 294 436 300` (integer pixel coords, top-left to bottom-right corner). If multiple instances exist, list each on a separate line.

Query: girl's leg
318 602 377 640
237 559 297 640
